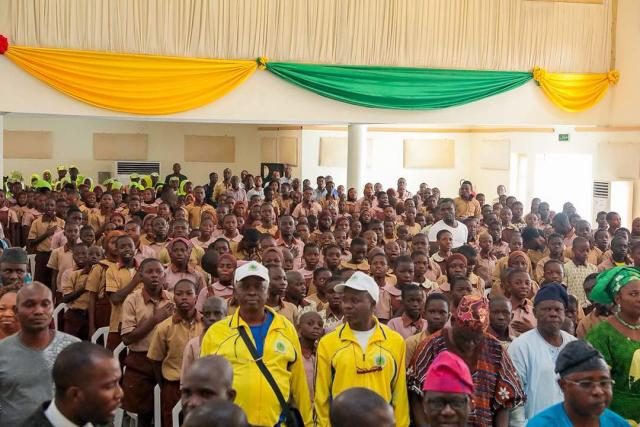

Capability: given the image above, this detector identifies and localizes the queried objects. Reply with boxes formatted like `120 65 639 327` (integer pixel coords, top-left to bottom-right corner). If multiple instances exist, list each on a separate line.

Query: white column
347 124 367 192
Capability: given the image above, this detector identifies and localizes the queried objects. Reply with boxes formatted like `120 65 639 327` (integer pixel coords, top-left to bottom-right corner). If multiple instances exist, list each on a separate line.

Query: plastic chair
90 326 110 347
52 303 68 330
171 400 182 427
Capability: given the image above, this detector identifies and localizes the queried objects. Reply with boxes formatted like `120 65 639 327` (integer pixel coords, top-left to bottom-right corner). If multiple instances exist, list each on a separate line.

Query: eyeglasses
564 379 615 391
424 396 469 411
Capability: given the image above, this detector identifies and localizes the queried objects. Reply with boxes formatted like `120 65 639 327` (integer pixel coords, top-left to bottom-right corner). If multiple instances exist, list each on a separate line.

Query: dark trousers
161 380 181 427
34 251 52 286
63 309 88 340
122 351 157 418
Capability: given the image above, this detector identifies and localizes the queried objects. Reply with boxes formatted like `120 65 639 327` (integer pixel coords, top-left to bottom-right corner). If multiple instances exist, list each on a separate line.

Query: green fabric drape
265 62 533 110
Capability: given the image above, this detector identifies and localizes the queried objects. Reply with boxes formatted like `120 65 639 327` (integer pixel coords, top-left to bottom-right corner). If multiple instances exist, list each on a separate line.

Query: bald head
16 281 52 305
181 356 235 418
330 388 395 427
182 400 248 427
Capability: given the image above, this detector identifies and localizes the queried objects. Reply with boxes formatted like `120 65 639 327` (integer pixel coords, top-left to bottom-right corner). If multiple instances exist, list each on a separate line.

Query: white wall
300 129 473 196
3 115 262 185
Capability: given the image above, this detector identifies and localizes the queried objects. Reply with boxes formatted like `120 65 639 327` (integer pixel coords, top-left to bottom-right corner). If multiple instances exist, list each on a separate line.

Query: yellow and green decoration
0 34 619 115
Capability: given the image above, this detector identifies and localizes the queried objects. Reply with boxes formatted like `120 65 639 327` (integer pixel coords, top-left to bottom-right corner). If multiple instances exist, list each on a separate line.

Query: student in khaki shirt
121 258 174 427
340 238 370 272
453 181 481 219
61 243 92 340
265 266 298 324
148 279 203 427
47 222 79 297
185 186 216 230
28 197 65 285
105 235 142 350
87 231 122 341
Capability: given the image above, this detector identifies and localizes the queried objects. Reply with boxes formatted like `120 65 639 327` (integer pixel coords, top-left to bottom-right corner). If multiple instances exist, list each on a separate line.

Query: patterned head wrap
590 266 640 305
453 295 489 332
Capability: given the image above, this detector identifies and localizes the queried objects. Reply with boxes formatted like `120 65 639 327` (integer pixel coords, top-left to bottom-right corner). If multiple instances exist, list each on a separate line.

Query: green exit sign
558 133 570 142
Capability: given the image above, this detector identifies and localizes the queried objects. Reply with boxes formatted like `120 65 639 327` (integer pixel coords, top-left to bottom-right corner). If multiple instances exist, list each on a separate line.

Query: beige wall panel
261 137 278 163
403 139 455 169
479 140 511 170
319 137 347 167
184 135 235 163
93 133 148 160
278 136 298 166
4 131 53 159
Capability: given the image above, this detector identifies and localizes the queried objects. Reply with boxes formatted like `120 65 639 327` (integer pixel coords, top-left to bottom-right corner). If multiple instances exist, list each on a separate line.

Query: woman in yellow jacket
200 262 312 426
314 271 410 427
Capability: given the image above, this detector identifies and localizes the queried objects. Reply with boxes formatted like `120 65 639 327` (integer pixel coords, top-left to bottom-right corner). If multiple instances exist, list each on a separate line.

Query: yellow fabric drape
533 67 619 112
4 45 258 115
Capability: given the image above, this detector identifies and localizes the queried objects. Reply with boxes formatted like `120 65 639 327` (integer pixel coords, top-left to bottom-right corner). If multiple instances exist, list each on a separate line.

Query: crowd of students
0 162 637 426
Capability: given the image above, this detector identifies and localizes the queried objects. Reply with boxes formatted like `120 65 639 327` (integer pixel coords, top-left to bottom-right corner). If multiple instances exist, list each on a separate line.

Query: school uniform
121 288 173 416
276 237 304 269
46 244 75 293
510 298 537 337
185 202 216 230
255 224 279 237
61 267 91 340
387 313 428 339
340 259 369 272
163 263 205 293
85 259 117 335
148 312 203 427
133 242 157 265
453 197 481 219
28 215 65 285
105 261 140 350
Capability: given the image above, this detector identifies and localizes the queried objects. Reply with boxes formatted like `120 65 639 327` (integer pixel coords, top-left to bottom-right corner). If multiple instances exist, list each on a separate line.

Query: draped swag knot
0 35 620 114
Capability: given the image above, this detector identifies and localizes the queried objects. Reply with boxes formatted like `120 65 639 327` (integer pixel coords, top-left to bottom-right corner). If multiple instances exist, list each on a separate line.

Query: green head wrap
590 266 640 304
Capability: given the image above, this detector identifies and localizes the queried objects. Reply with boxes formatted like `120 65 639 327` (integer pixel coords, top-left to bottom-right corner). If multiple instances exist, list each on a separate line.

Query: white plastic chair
27 254 36 278
154 384 161 427
90 326 110 347
172 401 182 427
52 303 68 330
113 342 138 427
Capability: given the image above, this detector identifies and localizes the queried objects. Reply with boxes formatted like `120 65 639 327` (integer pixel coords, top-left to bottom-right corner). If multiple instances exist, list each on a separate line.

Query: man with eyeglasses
421 351 473 427
527 340 628 426
313 271 409 427
508 283 577 421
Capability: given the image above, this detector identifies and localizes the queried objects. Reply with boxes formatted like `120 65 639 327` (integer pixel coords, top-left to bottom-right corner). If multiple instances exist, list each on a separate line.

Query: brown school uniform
255 224 279 237
306 293 327 312
270 300 298 325
120 288 173 415
158 245 204 267
185 202 216 230
340 259 370 272
492 241 510 259
277 237 305 269
163 264 206 293
453 197 481 219
405 330 433 365
510 298 537 337
85 259 117 336
47 245 75 293
28 215 65 284
88 210 109 232
576 310 609 339
105 261 140 348
148 312 203 427
61 268 90 340
534 256 564 284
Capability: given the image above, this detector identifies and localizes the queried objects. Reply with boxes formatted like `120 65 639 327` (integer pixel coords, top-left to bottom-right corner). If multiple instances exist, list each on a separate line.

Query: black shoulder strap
237 326 292 418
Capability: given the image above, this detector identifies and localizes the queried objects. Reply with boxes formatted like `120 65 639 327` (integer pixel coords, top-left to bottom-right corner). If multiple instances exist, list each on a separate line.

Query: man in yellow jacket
200 261 312 426
314 271 410 427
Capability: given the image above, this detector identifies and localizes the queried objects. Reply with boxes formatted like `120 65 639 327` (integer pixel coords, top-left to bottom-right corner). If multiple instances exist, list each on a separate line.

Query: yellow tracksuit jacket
314 318 410 427
200 306 312 427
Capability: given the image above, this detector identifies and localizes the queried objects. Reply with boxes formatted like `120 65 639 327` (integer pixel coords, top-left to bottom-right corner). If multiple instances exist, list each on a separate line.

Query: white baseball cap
335 271 379 304
234 261 270 286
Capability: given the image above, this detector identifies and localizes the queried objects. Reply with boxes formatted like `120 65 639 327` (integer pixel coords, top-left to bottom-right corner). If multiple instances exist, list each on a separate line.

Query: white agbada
507 328 576 421
426 220 468 248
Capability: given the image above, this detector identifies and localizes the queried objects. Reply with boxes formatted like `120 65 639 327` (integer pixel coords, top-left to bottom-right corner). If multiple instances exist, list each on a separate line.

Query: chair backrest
52 303 68 330
90 326 110 347
172 400 182 427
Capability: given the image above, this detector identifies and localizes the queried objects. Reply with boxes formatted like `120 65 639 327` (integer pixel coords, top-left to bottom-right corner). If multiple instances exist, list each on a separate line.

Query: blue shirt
527 403 630 427
249 311 274 357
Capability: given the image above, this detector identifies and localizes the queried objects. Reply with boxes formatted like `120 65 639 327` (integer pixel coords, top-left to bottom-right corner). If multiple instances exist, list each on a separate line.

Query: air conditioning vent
592 181 610 198
115 161 160 175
